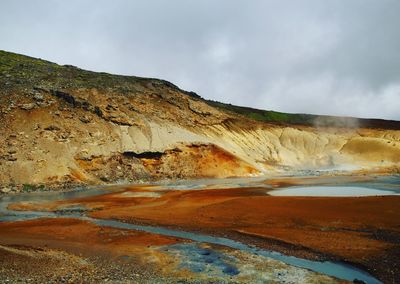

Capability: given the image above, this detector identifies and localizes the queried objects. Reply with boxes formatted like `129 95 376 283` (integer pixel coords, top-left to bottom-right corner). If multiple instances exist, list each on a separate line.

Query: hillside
1 50 400 191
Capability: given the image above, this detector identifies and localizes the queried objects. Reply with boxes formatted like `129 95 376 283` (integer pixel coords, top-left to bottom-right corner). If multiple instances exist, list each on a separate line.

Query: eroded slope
1 50 399 190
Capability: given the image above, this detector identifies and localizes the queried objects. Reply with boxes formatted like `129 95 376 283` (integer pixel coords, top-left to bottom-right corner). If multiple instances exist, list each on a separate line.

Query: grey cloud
0 0 399 119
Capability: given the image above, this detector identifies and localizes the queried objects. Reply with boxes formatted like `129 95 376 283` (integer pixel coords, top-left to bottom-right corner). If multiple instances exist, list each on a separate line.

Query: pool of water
269 185 400 197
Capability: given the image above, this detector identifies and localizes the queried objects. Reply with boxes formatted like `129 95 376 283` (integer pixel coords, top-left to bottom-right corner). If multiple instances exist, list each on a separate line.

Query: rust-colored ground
0 218 179 258
75 186 400 283
0 218 186 283
2 182 400 283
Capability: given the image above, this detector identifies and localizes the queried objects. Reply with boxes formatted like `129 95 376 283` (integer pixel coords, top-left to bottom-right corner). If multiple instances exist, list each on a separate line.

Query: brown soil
0 218 185 283
3 183 400 283
76 187 400 283
0 218 179 256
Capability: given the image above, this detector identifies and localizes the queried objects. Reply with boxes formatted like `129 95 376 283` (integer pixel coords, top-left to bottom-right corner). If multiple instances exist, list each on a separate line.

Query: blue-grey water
269 185 400 196
1 176 396 283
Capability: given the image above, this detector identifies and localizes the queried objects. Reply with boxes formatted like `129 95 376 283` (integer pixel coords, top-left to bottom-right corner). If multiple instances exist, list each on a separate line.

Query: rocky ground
0 218 183 284
3 176 399 283
0 218 342 284
0 244 189 284
0 244 142 283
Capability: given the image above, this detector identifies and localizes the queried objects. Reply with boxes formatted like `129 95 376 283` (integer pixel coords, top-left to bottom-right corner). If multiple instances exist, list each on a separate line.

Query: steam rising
313 116 360 129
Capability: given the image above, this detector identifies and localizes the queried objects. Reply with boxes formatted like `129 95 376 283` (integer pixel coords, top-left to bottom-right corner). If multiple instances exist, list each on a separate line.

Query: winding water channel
1 177 398 283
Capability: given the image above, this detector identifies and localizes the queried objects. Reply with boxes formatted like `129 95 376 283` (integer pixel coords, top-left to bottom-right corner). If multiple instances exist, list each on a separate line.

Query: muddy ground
1 177 399 283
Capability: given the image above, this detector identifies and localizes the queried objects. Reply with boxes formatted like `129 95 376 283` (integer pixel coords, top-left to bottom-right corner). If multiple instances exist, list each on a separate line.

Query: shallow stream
2 176 398 283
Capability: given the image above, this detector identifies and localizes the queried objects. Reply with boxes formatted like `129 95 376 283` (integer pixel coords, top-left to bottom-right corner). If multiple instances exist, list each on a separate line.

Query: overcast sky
1 0 399 120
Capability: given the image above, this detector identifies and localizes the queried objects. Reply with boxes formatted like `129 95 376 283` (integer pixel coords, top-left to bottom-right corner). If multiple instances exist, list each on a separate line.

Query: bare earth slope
1 50 400 190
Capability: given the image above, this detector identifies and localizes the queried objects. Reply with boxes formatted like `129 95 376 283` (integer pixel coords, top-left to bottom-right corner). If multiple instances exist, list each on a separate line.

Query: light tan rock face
1 85 399 188
1 50 399 188
207 126 400 172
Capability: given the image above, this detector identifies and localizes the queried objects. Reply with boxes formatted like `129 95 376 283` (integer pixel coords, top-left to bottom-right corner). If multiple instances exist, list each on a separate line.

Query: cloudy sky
1 0 399 120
